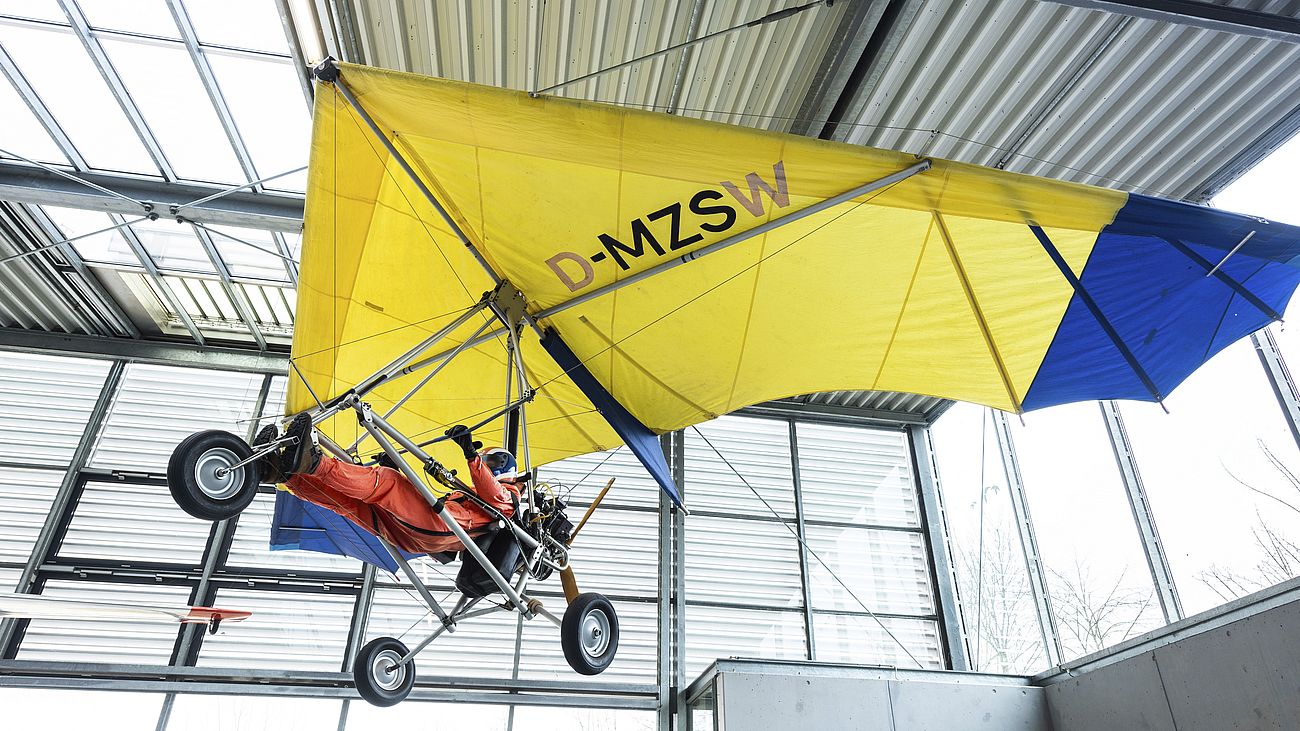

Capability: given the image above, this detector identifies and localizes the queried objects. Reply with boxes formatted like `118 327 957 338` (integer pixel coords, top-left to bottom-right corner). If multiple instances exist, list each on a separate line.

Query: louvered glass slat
804 525 934 616
0 689 164 731
91 364 264 472
685 515 801 608
797 423 921 528
518 599 657 684
0 352 110 466
537 446 661 509
683 605 807 680
168 695 343 731
364 586 518 678
58 480 211 566
0 566 19 594
685 416 795 518
553 506 658 597
224 491 361 574
811 613 945 669
17 581 192 664
198 588 354 672
0 467 63 566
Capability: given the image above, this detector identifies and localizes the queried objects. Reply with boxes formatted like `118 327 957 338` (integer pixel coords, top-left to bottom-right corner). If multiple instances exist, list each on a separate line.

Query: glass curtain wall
0 350 948 729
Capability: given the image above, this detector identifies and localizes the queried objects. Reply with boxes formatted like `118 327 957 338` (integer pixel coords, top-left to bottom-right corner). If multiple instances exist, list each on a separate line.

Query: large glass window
167 695 342 731
1009 402 1164 659
0 689 165 731
1122 340 1300 615
932 402 1046 673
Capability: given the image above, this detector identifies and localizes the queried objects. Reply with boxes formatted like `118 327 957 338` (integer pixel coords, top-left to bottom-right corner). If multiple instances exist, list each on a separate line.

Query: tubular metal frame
280 281 569 673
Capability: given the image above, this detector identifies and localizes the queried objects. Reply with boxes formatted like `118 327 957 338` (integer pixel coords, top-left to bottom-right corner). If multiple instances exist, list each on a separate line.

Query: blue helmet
482 447 517 479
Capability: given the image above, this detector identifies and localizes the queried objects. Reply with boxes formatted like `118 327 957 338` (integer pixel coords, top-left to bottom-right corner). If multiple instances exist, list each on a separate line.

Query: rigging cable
690 425 927 669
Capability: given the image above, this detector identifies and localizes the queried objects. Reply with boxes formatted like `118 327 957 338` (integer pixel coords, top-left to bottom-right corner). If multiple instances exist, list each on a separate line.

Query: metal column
990 411 1064 667
0 360 125 656
1253 328 1300 451
1099 400 1184 623
788 422 817 660
670 431 688 729
908 424 971 670
657 435 674 731
173 375 275 665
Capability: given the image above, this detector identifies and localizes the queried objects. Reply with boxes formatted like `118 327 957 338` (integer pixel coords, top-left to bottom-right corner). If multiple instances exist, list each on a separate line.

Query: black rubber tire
166 430 261 521
561 592 619 675
354 637 415 707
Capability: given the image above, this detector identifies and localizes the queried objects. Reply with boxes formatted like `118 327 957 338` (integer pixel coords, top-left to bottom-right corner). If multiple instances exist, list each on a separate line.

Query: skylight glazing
0 19 156 173
2 1 310 346
0 70 67 164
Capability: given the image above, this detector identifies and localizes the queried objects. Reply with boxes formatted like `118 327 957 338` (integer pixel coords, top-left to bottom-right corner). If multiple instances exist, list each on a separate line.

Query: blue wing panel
1024 195 1300 411
270 490 419 573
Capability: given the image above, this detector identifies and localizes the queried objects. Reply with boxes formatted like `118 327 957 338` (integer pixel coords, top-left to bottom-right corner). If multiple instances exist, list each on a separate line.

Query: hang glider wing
0 593 250 627
282 63 1300 560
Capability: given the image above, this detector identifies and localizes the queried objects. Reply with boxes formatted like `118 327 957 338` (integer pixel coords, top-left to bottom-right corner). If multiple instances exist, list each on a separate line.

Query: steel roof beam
0 161 303 232
0 327 288 373
1045 0 1300 44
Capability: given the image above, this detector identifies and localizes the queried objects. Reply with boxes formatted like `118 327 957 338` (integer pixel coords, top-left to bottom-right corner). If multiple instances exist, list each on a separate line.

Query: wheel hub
370 649 407 691
581 608 611 657
194 448 245 500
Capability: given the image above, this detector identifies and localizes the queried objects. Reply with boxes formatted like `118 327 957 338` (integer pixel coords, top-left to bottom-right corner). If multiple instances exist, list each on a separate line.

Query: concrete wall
1042 581 1300 731
701 660 1050 731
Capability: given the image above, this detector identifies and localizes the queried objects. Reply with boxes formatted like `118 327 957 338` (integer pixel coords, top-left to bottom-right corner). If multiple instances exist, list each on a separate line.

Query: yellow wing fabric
289 79 617 469
289 63 1126 467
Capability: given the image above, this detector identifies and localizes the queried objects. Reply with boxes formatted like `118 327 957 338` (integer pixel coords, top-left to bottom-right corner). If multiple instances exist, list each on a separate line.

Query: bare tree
956 525 1157 670
1199 441 1300 601
955 525 1045 674
1048 561 1155 658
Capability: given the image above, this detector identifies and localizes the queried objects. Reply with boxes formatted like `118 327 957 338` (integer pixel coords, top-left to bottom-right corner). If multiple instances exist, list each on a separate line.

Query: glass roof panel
0 72 68 164
0 1 63 22
130 216 216 274
238 283 294 334
205 49 308 191
75 0 181 39
203 223 292 281
183 0 291 54
0 21 157 174
42 206 139 267
100 35 245 183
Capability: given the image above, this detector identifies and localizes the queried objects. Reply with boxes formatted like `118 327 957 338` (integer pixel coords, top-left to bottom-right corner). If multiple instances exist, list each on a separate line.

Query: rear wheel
166 430 260 521
561 593 619 675
354 637 415 707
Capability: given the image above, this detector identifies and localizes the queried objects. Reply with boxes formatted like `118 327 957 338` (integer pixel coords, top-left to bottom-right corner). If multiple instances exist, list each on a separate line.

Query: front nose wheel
561 593 619 675
166 430 261 521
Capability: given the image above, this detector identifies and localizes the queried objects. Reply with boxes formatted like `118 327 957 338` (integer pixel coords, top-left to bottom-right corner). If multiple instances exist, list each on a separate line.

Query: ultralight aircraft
164 57 1300 707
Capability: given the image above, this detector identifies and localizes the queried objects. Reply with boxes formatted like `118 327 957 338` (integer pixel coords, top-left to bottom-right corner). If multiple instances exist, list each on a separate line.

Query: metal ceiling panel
340 0 848 129
0 204 117 336
837 0 1300 201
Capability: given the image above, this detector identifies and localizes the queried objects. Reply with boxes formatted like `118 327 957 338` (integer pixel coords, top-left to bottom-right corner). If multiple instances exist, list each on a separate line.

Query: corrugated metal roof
0 204 109 335
336 0 851 129
836 0 1300 201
